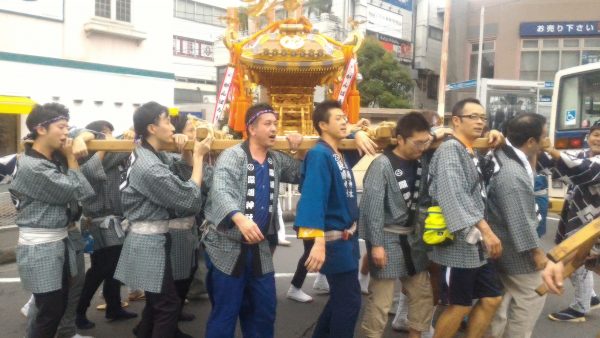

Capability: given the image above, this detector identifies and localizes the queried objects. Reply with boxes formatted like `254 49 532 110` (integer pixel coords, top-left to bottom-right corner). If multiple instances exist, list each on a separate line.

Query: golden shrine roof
240 30 345 71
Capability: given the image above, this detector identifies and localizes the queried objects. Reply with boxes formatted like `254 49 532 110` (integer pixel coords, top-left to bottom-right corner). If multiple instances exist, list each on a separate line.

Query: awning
0 95 36 114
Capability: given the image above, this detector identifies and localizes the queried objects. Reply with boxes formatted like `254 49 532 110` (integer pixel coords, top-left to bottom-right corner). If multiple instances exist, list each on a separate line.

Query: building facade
0 0 175 154
446 0 600 114
172 0 233 119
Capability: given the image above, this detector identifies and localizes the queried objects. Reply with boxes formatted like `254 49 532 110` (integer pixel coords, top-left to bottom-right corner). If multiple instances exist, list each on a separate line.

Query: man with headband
202 103 304 338
10 103 95 338
203 102 375 338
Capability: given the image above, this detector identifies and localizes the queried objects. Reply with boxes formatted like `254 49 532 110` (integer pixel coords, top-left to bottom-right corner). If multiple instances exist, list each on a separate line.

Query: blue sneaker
548 307 585 322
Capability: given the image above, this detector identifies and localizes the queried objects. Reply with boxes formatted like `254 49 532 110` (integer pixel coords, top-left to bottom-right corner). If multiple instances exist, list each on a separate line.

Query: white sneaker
313 273 330 294
358 272 370 295
71 334 94 338
391 292 408 331
286 285 313 303
20 295 34 317
278 239 291 246
391 318 408 332
421 327 434 338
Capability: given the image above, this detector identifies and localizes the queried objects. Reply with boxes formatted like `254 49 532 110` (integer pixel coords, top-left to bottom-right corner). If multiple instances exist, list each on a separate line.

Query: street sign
446 79 477 91
565 109 577 126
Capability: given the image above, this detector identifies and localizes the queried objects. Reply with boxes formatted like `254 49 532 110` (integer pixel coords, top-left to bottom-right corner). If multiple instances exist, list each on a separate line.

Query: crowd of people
7 97 600 338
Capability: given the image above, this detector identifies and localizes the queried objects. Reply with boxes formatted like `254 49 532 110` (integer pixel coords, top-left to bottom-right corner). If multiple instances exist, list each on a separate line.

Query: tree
357 37 413 108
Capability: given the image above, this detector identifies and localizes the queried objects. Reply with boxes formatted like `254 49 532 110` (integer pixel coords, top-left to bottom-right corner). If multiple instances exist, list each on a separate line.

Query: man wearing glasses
428 98 504 338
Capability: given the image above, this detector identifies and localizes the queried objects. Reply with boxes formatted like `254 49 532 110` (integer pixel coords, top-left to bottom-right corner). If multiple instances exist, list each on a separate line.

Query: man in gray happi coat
75 120 137 329
10 103 95 338
428 98 503 338
114 101 212 338
360 112 447 338
487 114 549 338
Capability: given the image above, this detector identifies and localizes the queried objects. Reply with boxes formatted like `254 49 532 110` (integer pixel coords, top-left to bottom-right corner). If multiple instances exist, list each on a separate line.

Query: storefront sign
367 4 403 40
382 0 413 11
520 21 600 37
366 31 413 62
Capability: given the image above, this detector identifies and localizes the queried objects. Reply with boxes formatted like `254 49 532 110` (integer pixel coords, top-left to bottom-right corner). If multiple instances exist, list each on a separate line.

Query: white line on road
275 272 317 278
0 224 17 230
0 274 316 283
284 235 365 242
547 217 560 221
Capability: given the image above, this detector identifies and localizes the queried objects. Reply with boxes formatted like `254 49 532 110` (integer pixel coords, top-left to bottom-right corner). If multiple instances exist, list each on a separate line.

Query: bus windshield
557 69 600 130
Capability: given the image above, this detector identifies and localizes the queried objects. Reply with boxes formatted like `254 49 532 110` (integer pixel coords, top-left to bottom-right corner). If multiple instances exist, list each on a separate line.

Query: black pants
30 244 70 338
174 265 197 315
291 239 315 289
135 234 180 338
76 245 123 316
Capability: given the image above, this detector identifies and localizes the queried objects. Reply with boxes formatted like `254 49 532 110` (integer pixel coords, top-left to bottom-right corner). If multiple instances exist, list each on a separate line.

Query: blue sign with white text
520 22 600 37
446 80 477 91
382 0 412 11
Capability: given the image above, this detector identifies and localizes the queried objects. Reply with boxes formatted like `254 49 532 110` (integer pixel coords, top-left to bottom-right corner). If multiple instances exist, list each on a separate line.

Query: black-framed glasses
407 138 432 149
458 114 488 122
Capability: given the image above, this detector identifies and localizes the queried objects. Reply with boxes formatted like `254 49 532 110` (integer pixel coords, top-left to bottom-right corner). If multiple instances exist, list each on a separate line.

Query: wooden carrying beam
546 217 600 263
80 126 496 152
536 217 600 296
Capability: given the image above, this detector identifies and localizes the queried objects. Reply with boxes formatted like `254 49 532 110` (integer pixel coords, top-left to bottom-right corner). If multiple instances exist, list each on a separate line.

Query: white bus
548 62 600 209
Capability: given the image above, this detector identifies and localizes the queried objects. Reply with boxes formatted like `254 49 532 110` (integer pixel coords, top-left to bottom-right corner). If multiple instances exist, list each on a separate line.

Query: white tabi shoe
358 272 370 295
286 286 313 303
312 273 330 294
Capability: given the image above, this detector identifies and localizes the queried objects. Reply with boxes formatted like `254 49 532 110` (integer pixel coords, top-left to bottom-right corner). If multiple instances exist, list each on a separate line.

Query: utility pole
437 0 452 120
475 6 485 100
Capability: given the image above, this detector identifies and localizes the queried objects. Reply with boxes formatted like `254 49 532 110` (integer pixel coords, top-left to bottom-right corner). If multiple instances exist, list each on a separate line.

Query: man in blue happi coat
295 100 362 338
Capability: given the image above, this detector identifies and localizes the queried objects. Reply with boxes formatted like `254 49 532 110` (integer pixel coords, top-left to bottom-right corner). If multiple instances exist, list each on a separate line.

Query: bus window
557 70 600 130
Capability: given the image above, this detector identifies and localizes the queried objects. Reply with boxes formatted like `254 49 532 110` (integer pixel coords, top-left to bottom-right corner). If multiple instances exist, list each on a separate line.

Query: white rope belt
130 220 169 235
383 225 414 235
325 223 357 242
169 216 196 230
91 216 126 238
18 227 68 246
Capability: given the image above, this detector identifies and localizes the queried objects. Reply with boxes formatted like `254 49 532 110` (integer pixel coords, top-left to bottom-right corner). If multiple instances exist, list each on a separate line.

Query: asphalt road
1 218 600 338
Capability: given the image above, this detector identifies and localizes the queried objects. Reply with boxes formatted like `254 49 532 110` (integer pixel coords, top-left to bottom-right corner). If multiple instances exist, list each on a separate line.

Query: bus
548 62 600 210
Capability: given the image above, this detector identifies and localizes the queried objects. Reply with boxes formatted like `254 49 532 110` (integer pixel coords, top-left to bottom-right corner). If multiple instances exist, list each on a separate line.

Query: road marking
284 235 365 242
1 275 317 282
547 217 560 221
0 224 17 230
275 272 317 278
